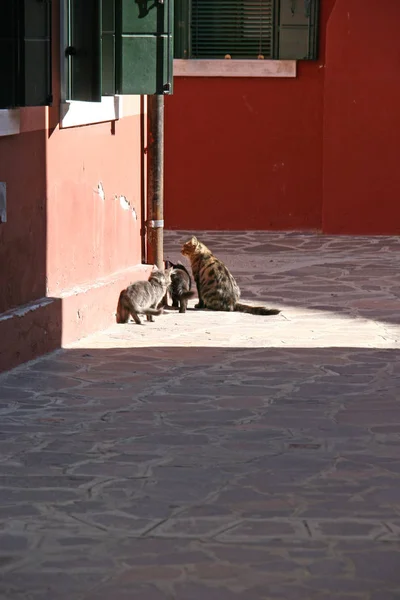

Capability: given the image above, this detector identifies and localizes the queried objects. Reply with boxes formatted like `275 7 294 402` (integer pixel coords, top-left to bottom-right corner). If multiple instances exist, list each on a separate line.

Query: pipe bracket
146 219 164 229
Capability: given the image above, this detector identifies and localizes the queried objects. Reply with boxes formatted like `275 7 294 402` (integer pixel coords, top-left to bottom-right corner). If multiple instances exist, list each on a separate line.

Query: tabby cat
164 260 195 313
181 236 280 315
116 266 172 325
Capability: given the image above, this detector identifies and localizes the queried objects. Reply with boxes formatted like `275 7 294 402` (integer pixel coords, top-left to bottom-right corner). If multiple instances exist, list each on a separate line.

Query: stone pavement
1 231 400 600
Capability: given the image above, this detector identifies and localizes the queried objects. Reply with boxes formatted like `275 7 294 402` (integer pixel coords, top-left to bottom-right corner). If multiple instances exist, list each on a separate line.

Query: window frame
173 0 319 78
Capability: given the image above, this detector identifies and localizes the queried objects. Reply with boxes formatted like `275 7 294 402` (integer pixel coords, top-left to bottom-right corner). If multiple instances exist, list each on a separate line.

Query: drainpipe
146 94 164 270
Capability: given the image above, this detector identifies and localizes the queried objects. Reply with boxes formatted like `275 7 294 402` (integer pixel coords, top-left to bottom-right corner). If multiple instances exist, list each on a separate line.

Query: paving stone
84 583 168 600
309 519 386 538
172 583 243 600
307 559 350 577
0 572 103 598
0 231 399 598
217 519 308 541
75 513 158 534
0 535 31 552
0 505 42 518
151 517 239 538
0 489 79 503
352 551 400 583
369 592 400 600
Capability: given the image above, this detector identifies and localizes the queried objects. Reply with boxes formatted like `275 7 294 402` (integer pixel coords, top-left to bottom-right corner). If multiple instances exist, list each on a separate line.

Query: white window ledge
60 94 141 129
60 96 119 129
174 59 296 78
0 110 20 137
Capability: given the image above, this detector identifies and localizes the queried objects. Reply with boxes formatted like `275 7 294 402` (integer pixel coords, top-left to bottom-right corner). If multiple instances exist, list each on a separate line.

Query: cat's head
181 236 200 257
164 259 176 270
149 264 173 286
165 259 187 271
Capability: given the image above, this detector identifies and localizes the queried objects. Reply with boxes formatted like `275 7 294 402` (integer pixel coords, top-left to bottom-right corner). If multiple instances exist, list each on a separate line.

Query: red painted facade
0 1 147 371
165 0 400 234
323 0 400 234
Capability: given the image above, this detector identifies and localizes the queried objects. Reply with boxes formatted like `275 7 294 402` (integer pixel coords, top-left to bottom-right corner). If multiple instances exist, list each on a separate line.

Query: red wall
0 112 47 313
0 0 144 313
165 0 335 231
165 0 400 235
323 0 400 234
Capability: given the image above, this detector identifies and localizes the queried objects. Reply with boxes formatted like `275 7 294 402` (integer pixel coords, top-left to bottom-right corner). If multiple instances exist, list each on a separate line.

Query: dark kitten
164 260 195 313
116 266 172 325
181 236 280 316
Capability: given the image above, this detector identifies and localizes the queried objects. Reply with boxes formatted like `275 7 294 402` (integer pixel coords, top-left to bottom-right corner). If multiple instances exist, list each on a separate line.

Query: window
62 0 174 103
0 0 173 113
175 0 319 61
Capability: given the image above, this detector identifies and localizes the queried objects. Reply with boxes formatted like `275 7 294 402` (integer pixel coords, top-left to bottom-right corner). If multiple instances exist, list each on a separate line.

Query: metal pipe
146 94 164 270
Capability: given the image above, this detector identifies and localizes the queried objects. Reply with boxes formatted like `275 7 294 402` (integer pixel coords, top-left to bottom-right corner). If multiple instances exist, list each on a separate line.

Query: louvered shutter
191 0 275 59
66 0 102 102
101 0 116 96
0 0 52 109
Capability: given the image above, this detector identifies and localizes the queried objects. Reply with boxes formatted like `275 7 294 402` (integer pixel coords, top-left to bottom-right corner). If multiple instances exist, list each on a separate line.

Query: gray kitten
116 266 172 325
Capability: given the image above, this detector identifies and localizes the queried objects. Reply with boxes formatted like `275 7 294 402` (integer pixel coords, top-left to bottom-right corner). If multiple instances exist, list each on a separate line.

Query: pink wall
46 0 144 295
0 0 144 314
46 115 143 295
0 0 145 370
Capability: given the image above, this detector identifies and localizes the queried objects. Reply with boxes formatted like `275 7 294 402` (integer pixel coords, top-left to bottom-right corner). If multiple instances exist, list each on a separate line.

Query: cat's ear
164 260 173 269
151 264 159 272
190 236 198 244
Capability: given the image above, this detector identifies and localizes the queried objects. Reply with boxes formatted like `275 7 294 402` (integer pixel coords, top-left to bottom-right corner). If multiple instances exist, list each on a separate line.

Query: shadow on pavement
0 344 399 599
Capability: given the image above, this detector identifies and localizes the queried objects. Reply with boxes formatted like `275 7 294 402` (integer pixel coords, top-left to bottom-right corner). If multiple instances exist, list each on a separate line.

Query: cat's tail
142 307 163 317
181 291 196 300
234 303 280 316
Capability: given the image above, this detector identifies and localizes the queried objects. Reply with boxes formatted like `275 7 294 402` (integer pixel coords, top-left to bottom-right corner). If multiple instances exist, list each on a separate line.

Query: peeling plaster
95 183 137 220
119 195 130 211
97 182 105 201
117 195 137 220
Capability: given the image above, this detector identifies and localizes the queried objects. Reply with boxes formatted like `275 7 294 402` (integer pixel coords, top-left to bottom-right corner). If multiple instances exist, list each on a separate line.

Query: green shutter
0 2 18 108
101 0 116 96
23 0 52 106
115 0 174 95
190 0 275 59
0 0 52 109
276 0 319 60
66 0 102 102
174 0 191 59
